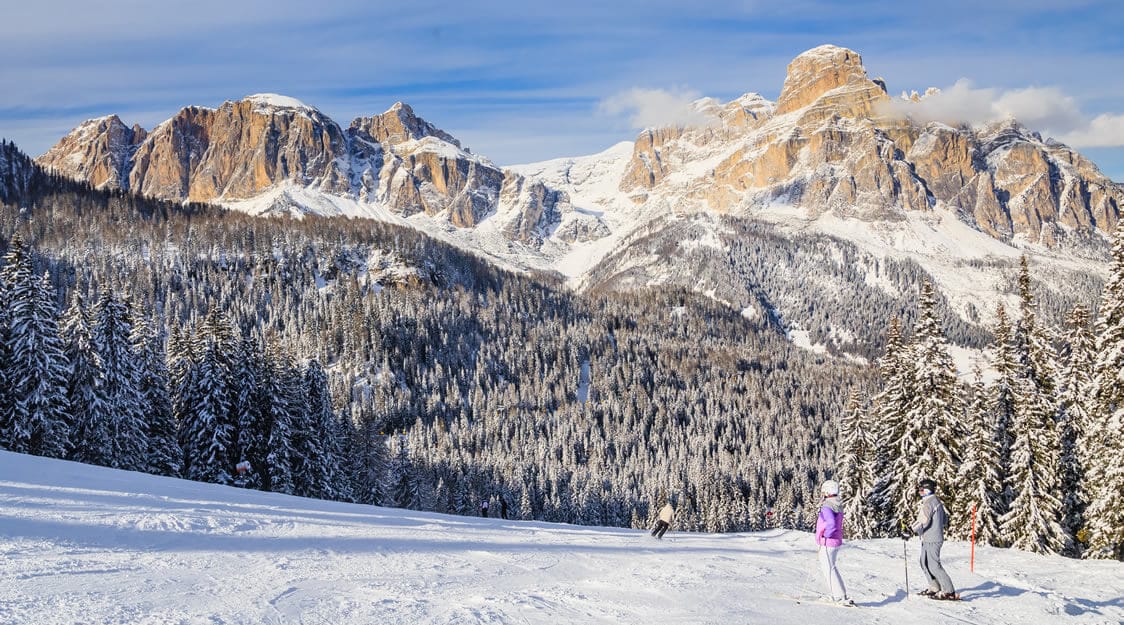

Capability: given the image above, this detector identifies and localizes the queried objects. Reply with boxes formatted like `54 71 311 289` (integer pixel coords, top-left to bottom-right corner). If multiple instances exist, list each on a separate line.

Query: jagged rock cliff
34 47 1123 260
617 44 1121 244
38 95 571 245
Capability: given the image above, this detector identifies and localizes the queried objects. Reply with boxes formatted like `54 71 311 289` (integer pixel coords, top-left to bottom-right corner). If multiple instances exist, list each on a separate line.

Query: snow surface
2 450 1121 625
244 94 315 111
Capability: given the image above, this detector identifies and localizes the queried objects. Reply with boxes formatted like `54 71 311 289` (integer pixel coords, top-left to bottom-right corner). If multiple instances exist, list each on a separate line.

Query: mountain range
28 45 1124 355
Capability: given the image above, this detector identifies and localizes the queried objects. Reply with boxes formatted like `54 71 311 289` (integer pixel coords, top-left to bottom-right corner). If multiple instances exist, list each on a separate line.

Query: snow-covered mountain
33 46 1123 348
2 449 1122 624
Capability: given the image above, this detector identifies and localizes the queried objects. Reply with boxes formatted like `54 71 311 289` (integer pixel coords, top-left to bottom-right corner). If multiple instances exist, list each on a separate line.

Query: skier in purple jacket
814 480 853 605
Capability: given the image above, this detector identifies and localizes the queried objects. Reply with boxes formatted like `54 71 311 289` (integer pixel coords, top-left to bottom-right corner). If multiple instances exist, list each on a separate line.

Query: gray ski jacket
911 494 947 543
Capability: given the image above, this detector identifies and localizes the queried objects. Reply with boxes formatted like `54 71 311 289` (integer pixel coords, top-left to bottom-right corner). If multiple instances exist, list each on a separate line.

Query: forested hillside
0 141 872 531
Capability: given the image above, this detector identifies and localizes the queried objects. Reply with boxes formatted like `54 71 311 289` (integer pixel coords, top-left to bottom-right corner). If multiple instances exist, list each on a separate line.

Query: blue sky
3 0 1124 179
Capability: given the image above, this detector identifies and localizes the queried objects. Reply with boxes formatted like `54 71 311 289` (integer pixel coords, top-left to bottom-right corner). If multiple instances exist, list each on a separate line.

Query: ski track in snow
0 451 1121 625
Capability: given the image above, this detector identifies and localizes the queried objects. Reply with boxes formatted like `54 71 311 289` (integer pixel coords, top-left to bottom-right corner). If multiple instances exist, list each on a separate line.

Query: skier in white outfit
651 500 675 539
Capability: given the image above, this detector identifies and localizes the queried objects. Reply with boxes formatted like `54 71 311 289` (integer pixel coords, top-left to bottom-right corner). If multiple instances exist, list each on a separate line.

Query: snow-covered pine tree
61 295 111 466
296 360 338 500
168 323 197 474
1086 222 1124 560
180 336 232 484
91 292 148 470
867 317 908 535
955 364 1004 545
0 273 10 444
132 315 179 477
1000 260 1071 555
230 334 266 490
263 342 301 495
0 238 70 457
1056 304 1095 553
389 433 418 509
896 282 963 531
838 389 876 538
988 303 1017 516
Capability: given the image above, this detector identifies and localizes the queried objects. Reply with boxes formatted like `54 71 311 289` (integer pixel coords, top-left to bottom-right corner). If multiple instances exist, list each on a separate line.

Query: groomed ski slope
1 451 1121 625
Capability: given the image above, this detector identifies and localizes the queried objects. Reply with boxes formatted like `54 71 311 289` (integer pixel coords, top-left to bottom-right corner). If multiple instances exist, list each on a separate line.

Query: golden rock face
37 115 145 191
618 44 1121 244
37 97 569 243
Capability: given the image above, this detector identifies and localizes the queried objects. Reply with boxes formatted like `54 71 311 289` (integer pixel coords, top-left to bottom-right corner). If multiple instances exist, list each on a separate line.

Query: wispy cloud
597 88 717 130
883 79 1124 148
2 1 1123 177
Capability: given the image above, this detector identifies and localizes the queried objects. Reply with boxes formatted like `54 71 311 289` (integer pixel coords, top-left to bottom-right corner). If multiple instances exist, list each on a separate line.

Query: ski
773 594 858 608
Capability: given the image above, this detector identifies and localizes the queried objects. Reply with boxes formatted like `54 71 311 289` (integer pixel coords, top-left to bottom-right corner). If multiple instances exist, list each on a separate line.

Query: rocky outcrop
616 44 1121 244
38 115 146 191
38 95 570 245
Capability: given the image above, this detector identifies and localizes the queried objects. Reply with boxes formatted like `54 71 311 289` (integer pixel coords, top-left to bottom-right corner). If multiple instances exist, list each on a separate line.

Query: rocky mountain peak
350 102 462 149
775 44 884 116
37 114 146 190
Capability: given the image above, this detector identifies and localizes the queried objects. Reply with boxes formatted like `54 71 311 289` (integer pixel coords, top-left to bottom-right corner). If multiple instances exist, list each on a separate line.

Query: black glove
901 526 914 539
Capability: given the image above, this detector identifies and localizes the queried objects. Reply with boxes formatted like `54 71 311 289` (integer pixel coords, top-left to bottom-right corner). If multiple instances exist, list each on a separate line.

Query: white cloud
598 88 717 130
1057 113 1124 148
881 79 1124 148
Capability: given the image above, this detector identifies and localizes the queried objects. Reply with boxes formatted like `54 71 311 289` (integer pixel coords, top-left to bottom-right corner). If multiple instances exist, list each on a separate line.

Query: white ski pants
818 545 848 601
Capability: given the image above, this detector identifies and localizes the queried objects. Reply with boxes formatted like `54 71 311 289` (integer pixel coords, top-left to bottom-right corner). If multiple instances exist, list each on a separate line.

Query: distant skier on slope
815 480 854 606
651 498 675 539
480 498 489 518
907 478 958 600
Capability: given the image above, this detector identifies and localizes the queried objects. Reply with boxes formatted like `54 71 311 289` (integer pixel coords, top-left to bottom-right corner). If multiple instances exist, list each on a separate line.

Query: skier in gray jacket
909 478 957 599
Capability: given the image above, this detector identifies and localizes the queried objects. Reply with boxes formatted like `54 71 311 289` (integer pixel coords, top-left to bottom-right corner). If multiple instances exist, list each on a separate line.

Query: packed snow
1 451 1121 625
244 94 316 111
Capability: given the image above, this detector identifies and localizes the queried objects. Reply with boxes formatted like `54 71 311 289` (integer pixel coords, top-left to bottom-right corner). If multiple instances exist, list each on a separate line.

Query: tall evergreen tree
956 365 1004 545
180 337 232 484
298 360 339 500
867 317 908 535
61 296 111 465
230 334 266 489
263 342 300 495
0 239 70 458
1086 222 1124 560
1000 260 1071 555
896 282 962 531
91 292 148 469
838 390 876 538
1056 305 1094 553
133 316 179 477
988 303 1018 516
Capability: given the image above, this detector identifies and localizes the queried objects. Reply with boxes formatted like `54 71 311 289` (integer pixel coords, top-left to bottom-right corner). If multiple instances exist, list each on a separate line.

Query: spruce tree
1 239 70 458
264 342 300 495
230 334 266 489
92 292 148 469
897 282 962 531
999 261 1070 554
61 296 111 466
1086 222 1124 560
180 337 232 484
133 316 179 477
867 317 908 535
988 303 1018 517
300 360 339 500
838 390 876 538
956 365 1004 545
1056 305 1094 553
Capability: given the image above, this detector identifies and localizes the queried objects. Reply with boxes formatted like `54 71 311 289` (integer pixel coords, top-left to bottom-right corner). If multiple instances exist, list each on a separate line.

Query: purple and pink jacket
815 498 844 548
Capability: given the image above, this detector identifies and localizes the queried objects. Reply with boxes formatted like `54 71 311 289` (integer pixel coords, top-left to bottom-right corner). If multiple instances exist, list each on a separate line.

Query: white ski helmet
821 480 840 496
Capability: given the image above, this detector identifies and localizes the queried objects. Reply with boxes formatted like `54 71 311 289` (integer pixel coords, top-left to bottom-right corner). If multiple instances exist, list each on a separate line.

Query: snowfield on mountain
1 451 1120 625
